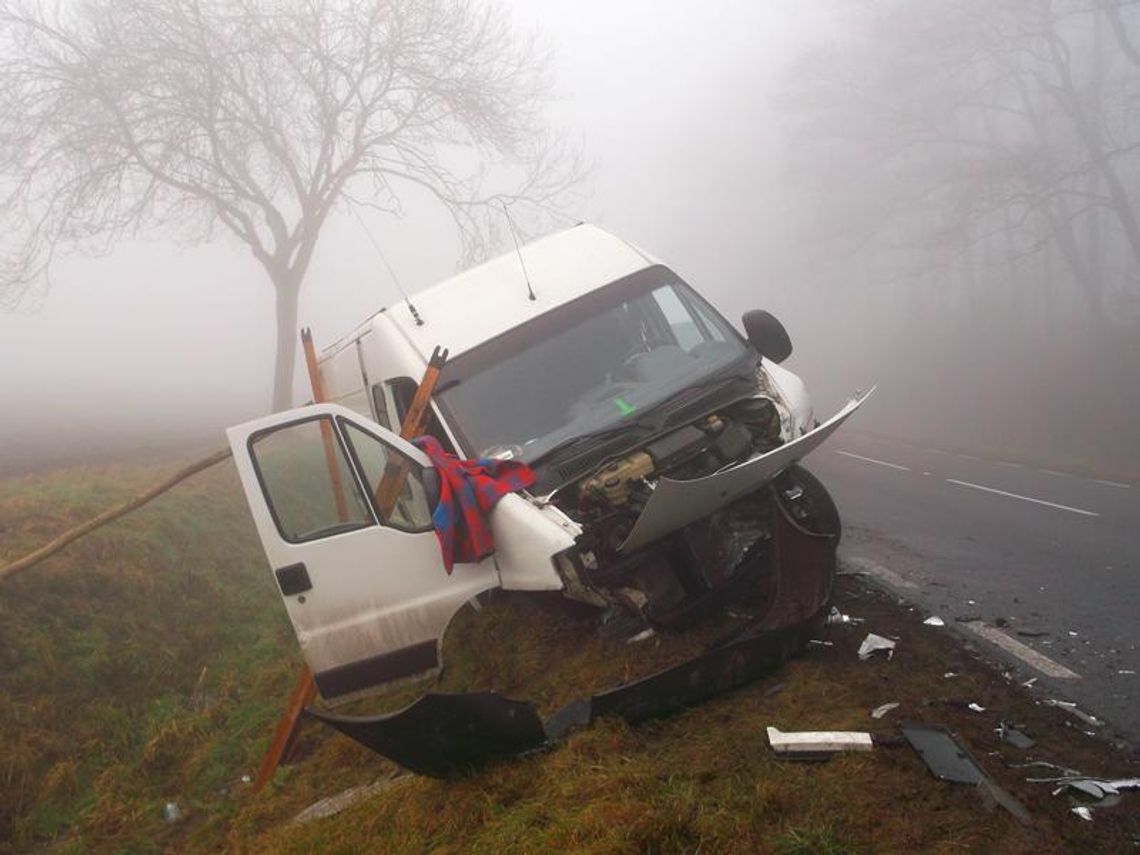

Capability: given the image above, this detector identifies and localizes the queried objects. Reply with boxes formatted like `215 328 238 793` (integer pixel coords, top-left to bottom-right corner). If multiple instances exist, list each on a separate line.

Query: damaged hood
620 389 873 552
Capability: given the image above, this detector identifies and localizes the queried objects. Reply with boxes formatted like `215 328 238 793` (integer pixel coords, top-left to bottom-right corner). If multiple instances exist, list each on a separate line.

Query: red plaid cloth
412 436 537 572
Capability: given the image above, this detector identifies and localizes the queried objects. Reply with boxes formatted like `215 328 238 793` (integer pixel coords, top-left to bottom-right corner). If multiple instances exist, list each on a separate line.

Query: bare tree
0 0 580 409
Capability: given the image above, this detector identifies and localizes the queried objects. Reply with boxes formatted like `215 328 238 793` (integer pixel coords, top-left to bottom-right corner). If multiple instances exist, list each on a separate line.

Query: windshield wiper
530 419 656 467
657 371 756 424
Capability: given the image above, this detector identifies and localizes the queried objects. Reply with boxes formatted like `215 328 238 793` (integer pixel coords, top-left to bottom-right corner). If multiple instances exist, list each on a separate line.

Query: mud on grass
238 578 1140 853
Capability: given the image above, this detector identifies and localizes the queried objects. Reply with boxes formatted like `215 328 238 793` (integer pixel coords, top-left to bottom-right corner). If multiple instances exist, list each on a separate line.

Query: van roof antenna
502 201 536 301
352 205 424 326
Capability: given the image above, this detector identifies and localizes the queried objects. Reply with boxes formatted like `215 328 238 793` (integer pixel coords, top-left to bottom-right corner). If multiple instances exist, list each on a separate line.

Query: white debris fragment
1045 699 1104 727
825 606 863 626
1021 677 1038 688
967 599 977 605
944 671 959 679
871 702 900 719
1071 806 1093 822
808 639 834 647
240 774 252 784
626 628 655 644
766 726 874 754
1068 631 1079 637
858 633 897 660
1118 669 1136 675
968 702 986 713
923 616 945 627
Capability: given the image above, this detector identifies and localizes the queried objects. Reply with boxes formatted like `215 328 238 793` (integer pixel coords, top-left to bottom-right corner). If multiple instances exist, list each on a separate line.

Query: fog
3 0 1138 475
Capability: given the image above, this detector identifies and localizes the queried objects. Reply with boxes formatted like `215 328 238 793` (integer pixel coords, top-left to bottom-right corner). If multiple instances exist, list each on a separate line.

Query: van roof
380 223 654 360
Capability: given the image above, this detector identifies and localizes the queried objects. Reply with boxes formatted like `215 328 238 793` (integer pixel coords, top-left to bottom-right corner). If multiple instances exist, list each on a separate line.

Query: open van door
226 404 500 700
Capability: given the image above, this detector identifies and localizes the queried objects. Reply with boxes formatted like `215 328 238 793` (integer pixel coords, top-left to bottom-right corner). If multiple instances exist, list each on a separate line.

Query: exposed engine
549 394 815 629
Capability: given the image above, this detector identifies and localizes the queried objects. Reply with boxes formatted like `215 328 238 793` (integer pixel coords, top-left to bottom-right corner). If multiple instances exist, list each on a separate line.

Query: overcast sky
0 2 835 467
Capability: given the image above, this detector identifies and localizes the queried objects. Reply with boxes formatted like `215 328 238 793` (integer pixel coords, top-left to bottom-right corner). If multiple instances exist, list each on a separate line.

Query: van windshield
434 269 751 464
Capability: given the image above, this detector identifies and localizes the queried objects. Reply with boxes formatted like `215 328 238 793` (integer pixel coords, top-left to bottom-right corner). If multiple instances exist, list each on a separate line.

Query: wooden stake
0 447 232 581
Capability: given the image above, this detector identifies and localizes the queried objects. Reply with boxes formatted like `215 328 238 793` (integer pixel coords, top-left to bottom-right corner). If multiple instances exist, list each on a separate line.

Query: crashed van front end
226 224 868 775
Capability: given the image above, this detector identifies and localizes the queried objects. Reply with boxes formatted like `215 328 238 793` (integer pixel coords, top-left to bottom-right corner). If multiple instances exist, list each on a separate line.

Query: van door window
249 417 374 543
340 421 435 531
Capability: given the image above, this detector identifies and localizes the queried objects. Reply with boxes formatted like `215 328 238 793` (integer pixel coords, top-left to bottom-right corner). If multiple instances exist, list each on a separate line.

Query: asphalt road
808 430 1140 742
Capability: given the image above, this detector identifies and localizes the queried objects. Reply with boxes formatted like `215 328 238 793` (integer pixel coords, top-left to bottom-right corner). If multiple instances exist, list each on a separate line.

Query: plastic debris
162 802 181 823
871 702 900 719
825 606 863 626
997 722 1035 750
857 633 896 660
766 726 874 754
943 671 959 679
968 702 986 713
1045 699 1104 728
902 723 983 784
1072 806 1093 821
626 628 655 644
923 616 945 627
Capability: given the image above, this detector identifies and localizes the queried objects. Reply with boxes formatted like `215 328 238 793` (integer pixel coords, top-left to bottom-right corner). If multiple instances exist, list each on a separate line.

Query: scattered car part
997 722 1035 750
766 726 875 754
1044 699 1104 728
902 723 985 784
871 702 900 719
858 633 896 660
923 616 945 627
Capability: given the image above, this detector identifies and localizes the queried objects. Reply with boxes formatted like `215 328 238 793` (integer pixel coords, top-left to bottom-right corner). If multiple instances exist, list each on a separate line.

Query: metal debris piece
1059 778 1140 799
871 702 900 719
825 606 862 625
292 775 407 825
858 633 896 660
944 671 959 679
1044 699 1104 728
1017 630 1048 638
968 702 985 713
1119 669 1136 675
902 722 983 784
976 777 1034 826
808 639 834 647
997 722 1035 750
1072 806 1093 821
626 628 655 644
1021 677 1038 688
923 616 945 627
767 726 874 754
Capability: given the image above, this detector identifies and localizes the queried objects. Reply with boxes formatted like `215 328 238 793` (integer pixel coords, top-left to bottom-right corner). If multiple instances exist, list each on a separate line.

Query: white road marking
844 556 919 589
835 450 911 472
1039 469 1072 478
959 621 1081 680
945 479 1099 517
1094 479 1132 489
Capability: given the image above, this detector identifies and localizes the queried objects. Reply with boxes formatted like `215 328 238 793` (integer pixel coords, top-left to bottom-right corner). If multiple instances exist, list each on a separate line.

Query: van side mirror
742 310 792 363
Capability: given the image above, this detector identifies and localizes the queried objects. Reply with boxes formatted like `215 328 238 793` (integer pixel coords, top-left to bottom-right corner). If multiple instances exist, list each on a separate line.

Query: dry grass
1 458 1138 853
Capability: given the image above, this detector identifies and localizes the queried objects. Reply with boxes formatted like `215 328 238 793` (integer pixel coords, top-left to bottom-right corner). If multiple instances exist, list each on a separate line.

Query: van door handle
275 562 312 596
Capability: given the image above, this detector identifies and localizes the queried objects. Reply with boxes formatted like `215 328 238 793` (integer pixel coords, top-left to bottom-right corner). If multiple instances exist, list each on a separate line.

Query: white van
226 224 867 703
